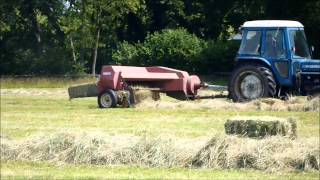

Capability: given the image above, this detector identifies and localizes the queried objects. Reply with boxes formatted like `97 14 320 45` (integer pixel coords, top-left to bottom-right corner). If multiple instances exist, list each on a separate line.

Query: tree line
1 0 319 75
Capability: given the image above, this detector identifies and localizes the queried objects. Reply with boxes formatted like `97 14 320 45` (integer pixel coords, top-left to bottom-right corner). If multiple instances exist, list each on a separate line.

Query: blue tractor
228 20 320 101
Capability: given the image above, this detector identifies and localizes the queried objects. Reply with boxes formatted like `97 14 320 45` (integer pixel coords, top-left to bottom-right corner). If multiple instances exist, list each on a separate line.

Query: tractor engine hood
300 60 320 72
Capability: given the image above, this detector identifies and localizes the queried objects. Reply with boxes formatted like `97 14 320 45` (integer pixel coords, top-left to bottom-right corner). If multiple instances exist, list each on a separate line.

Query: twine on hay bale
224 117 297 138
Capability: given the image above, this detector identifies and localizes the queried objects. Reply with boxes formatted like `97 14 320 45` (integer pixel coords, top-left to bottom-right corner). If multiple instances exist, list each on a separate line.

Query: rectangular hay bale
224 117 297 138
68 83 99 99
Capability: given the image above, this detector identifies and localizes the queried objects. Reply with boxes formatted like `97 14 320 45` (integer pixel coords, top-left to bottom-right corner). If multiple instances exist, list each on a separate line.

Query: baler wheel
228 64 276 102
98 89 118 108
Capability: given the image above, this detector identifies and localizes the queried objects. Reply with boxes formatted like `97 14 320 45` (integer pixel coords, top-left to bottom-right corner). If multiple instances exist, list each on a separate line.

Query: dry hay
1 88 319 111
135 90 320 112
224 116 297 138
1 88 67 98
188 135 319 172
255 96 320 112
0 132 200 167
1 132 319 172
132 89 160 104
68 83 99 99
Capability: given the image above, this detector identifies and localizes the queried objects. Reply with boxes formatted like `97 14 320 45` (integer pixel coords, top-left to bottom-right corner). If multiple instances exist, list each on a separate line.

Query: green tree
113 28 206 72
0 0 71 74
62 0 144 75
1 0 319 75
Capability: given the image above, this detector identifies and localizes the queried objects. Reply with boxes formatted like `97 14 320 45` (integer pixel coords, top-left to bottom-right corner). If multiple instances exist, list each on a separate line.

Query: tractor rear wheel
98 89 118 108
228 64 276 102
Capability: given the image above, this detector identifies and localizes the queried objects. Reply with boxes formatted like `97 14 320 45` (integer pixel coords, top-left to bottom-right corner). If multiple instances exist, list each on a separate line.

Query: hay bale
224 116 297 138
68 83 98 99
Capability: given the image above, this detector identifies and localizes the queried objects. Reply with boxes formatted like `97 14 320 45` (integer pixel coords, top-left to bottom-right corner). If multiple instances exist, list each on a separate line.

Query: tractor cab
228 20 320 101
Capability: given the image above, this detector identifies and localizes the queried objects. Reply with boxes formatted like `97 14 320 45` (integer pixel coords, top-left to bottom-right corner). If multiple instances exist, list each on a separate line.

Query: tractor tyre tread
228 64 277 102
98 89 118 108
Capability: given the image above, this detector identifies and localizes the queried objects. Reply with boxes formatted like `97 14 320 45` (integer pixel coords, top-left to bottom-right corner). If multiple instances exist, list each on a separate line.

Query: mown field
1 78 319 179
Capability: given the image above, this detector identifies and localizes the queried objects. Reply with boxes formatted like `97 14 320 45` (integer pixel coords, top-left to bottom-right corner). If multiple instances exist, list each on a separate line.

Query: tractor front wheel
98 89 118 108
228 64 276 102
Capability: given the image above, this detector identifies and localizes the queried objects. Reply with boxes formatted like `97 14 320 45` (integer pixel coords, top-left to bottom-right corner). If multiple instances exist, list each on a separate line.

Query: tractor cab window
239 31 261 55
289 30 311 59
265 30 286 59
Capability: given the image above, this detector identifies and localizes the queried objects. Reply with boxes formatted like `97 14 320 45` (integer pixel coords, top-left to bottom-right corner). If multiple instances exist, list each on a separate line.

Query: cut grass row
0 77 97 89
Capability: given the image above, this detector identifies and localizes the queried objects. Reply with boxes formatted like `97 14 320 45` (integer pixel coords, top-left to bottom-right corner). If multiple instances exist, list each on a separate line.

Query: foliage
0 0 144 75
112 41 140 66
0 0 319 75
196 40 240 73
113 29 206 72
113 29 238 73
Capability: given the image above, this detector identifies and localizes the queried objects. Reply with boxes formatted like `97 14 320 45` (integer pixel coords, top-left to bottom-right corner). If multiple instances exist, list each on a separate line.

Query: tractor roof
243 20 304 28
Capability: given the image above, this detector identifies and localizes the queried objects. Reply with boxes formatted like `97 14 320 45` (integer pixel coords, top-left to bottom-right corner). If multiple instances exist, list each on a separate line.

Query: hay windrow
1 132 319 172
188 135 319 172
135 91 320 112
1 88 319 111
1 88 68 98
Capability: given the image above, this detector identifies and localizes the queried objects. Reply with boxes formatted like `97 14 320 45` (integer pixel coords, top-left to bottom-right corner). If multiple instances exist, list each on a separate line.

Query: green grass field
0 76 97 89
2 92 319 139
2 160 318 180
1 78 319 179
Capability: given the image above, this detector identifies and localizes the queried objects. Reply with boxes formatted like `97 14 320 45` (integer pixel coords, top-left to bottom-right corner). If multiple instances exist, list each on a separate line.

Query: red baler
68 65 226 108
